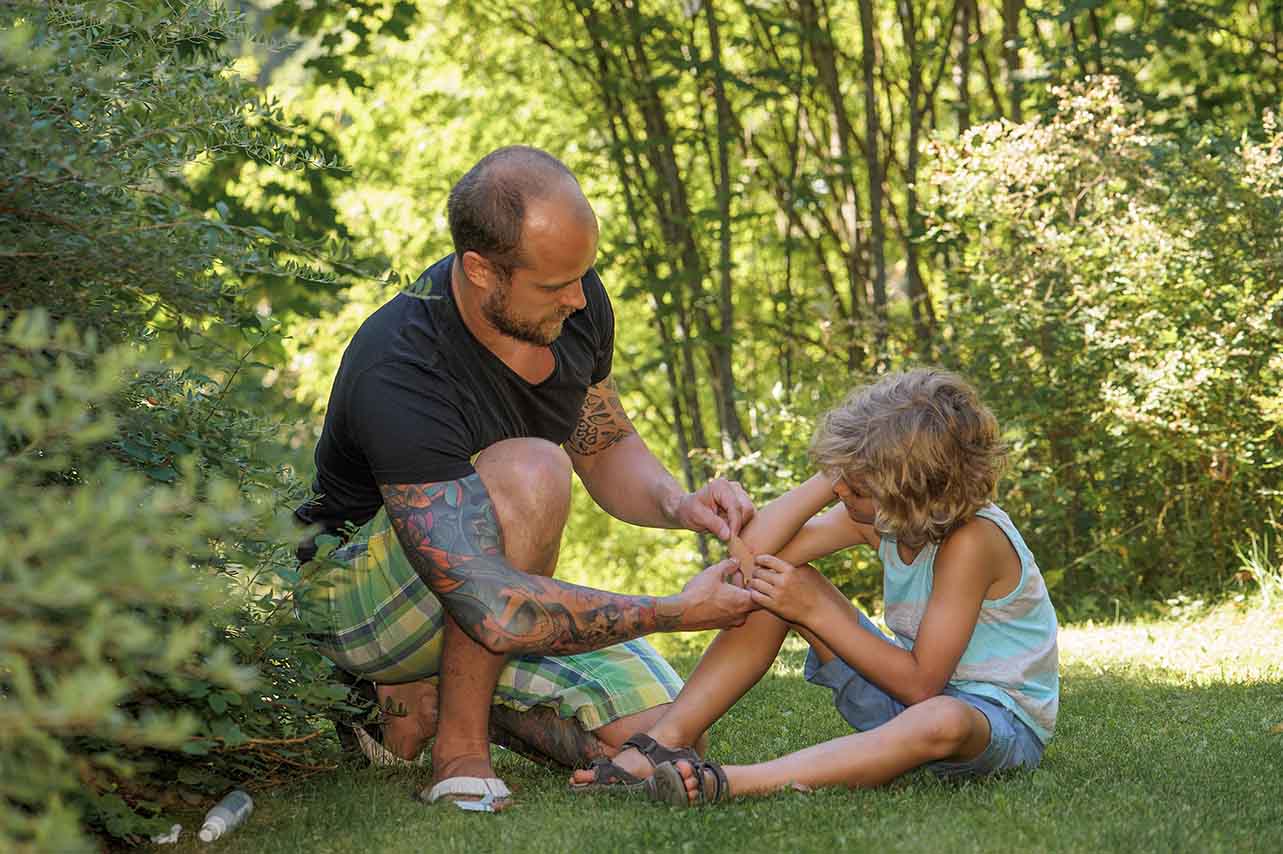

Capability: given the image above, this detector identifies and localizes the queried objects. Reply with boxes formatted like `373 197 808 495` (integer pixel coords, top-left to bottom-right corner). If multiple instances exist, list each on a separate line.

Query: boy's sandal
650 758 731 808
568 733 702 794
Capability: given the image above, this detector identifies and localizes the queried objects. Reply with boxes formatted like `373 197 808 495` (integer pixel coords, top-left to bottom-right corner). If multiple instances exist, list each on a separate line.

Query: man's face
479 194 597 347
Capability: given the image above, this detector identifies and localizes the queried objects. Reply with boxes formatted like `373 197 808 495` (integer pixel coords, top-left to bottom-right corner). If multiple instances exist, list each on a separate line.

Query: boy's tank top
880 504 1060 743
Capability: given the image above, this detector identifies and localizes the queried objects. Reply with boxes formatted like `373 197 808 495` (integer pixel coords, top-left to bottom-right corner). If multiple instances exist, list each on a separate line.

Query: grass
153 602 1283 854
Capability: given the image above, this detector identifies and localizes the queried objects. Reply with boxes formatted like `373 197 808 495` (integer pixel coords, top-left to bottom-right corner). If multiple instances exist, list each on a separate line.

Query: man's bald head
447 146 595 275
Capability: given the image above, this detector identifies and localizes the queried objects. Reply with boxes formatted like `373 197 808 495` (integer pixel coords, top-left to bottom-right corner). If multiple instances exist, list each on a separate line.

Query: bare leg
429 438 573 787
375 679 619 770
568 476 854 786
571 609 789 784
671 694 992 802
378 434 683 771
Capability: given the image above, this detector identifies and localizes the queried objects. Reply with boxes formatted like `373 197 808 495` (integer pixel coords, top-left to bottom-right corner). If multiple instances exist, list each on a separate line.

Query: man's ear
460 251 500 293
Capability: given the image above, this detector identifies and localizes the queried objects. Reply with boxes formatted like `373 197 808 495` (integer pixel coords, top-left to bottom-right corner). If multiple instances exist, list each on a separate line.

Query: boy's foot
568 744 649 786
652 758 732 807
568 734 699 791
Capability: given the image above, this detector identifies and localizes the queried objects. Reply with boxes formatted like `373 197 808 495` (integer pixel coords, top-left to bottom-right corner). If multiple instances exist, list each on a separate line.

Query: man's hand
666 478 756 541
664 559 757 630
746 554 839 627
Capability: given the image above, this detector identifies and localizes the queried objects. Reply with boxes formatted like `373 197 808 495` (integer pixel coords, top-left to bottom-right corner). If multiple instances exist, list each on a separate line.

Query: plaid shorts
301 508 683 731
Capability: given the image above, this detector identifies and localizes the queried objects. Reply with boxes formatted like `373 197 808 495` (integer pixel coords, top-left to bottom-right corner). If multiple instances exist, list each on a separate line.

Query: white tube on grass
198 790 254 843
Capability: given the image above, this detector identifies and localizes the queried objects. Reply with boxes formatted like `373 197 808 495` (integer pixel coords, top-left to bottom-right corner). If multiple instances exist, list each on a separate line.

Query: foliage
0 2 367 847
0 312 247 851
246 2 1283 613
928 78 1283 612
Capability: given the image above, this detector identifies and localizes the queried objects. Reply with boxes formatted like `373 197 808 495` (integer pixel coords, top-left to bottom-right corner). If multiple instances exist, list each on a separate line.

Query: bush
0 2 365 846
929 78 1283 613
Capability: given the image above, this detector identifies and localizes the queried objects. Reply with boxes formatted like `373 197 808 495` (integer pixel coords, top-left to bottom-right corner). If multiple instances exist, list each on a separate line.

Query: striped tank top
880 504 1060 743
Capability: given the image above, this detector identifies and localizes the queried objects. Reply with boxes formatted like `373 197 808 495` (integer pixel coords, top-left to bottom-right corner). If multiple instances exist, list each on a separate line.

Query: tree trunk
797 0 869 370
1003 0 1024 121
856 0 889 363
702 0 747 461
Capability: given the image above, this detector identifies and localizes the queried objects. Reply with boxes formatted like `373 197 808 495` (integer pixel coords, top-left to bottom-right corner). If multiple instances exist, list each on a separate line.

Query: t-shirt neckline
441 256 562 389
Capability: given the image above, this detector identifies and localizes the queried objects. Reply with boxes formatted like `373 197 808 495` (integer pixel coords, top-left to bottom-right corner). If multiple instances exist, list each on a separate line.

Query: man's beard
481 281 569 346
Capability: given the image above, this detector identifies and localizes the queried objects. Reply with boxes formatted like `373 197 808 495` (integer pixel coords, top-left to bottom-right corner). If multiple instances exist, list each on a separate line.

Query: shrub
1 1 364 846
929 78 1283 613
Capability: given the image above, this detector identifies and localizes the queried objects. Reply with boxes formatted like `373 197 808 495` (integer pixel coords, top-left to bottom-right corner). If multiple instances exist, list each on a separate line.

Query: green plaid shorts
304 508 683 731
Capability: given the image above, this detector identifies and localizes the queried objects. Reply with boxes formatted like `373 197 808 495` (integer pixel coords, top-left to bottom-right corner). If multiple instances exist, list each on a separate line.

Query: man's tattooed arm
379 475 685 656
565 375 637 457
564 374 692 528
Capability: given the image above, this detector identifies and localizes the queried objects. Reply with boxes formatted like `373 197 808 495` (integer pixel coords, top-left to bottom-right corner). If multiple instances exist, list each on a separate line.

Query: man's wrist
658 489 685 528
656 592 686 630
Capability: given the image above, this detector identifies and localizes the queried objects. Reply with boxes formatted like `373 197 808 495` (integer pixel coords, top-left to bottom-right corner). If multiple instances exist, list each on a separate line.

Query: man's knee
475 438 572 513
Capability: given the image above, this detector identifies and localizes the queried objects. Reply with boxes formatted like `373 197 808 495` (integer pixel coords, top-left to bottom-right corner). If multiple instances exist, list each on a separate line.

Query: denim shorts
803 611 1045 780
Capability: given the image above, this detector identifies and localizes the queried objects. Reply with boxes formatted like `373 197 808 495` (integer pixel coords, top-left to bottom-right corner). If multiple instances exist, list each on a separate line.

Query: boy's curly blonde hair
809 368 1007 548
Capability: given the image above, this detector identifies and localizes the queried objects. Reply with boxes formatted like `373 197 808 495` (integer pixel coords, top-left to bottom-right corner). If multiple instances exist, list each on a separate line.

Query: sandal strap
584 756 645 786
691 759 730 805
620 733 702 768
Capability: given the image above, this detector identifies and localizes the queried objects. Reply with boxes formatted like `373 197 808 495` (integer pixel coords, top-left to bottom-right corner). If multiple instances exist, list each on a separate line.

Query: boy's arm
752 522 999 705
730 473 870 566
775 504 876 567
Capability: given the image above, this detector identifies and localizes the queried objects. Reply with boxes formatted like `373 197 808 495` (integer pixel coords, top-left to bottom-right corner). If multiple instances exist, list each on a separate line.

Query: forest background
2 0 1281 849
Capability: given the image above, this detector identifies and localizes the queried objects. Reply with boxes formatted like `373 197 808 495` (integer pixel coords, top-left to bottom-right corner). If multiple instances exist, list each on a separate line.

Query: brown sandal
650 758 731 807
568 733 702 795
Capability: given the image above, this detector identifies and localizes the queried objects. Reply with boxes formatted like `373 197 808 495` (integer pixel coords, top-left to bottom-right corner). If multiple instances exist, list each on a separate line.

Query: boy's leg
670 694 991 801
793 612 909 733
569 609 790 784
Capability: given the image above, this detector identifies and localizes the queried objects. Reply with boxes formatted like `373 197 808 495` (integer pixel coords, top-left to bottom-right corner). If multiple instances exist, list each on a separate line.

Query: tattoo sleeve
565 375 636 457
379 475 681 655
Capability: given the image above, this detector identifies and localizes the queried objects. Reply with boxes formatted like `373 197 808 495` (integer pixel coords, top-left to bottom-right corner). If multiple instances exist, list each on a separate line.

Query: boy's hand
747 554 830 626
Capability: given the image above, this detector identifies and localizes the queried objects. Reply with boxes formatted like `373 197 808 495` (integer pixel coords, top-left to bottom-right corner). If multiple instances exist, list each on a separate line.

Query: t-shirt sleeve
348 359 476 484
584 268 615 385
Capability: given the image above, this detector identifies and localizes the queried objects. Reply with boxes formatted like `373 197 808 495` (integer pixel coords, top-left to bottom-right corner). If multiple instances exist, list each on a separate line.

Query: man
296 145 756 809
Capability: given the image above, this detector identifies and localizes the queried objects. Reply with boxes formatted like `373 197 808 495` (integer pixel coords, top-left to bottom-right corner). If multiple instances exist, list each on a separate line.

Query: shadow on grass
153 648 1283 854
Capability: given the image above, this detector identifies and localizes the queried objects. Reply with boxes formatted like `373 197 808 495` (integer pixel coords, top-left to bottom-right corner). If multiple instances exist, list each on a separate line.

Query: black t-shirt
296 254 615 539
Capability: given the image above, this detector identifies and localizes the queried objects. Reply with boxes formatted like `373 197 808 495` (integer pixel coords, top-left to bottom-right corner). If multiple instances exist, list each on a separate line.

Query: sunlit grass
151 599 1283 854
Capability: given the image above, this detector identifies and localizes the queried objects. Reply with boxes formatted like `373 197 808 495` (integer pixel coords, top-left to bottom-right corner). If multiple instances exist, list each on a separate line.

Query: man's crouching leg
428 438 577 791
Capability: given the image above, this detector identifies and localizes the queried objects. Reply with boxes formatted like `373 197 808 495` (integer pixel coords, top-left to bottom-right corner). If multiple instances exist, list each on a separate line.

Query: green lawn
154 603 1283 854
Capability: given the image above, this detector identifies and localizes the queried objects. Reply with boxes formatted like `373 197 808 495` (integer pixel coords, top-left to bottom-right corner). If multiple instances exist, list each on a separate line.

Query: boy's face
830 470 877 526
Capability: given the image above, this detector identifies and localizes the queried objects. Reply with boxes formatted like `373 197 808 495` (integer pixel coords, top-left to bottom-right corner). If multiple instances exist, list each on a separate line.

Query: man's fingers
728 482 755 536
691 500 731 540
708 557 738 571
714 482 743 539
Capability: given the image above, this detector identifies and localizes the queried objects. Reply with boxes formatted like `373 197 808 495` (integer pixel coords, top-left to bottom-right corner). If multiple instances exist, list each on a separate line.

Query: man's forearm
381 480 682 655
574 432 686 528
428 551 682 655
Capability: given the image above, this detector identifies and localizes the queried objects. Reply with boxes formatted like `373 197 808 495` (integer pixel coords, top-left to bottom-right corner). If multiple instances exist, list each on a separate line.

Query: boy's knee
914 696 981 757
